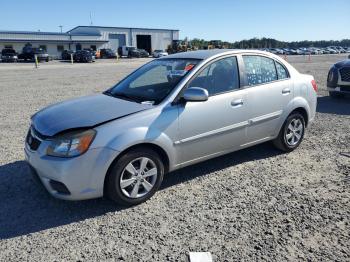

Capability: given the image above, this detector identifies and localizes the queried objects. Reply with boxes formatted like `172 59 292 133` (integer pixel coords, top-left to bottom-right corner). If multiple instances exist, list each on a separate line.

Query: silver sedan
25 49 317 205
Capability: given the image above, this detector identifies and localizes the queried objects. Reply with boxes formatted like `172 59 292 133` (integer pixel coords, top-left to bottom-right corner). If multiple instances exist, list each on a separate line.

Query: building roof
68 25 179 33
0 30 101 37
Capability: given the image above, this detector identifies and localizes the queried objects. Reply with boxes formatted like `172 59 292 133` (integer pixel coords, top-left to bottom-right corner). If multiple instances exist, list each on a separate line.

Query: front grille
26 126 45 151
339 67 350 82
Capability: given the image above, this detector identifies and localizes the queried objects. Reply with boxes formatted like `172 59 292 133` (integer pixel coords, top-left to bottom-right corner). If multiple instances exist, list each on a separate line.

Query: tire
273 112 305 152
329 91 344 98
106 148 165 206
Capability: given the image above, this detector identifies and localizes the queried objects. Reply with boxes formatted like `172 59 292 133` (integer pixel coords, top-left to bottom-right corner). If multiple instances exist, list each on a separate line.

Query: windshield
106 58 200 105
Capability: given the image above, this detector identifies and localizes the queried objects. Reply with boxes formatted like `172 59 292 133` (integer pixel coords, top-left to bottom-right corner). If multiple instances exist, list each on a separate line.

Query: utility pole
90 12 93 26
59 25 63 33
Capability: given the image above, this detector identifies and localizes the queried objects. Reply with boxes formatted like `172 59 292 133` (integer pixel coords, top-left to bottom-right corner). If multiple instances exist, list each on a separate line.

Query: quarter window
243 55 277 86
188 56 239 96
275 61 289 80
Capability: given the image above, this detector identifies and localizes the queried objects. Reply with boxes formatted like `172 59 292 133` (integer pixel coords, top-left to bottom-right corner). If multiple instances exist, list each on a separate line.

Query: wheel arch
103 143 170 197
290 107 309 127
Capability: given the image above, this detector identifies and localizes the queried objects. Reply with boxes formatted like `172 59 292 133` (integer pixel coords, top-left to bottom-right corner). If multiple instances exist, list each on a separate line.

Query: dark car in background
18 45 50 62
129 48 149 58
118 46 149 58
73 50 95 63
61 50 74 60
100 48 117 58
327 58 350 97
1 48 18 62
83 48 97 57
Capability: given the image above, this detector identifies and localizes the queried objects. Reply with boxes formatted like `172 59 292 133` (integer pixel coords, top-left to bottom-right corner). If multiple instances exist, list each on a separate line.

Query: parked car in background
269 48 284 55
83 48 97 57
326 47 339 54
18 45 50 62
118 46 149 58
25 49 317 205
73 50 95 63
129 48 149 58
327 58 350 97
152 50 168 58
118 46 136 57
61 50 74 60
1 48 18 62
100 48 117 59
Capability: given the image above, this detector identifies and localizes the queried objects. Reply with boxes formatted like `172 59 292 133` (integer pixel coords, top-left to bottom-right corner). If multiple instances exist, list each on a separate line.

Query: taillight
311 79 318 92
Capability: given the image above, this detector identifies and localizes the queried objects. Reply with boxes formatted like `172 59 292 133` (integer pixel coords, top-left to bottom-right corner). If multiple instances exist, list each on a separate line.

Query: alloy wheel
285 118 304 146
119 157 158 199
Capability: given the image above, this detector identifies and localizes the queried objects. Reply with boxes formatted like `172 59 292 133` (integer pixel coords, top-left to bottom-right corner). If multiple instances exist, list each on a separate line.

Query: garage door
136 35 152 54
109 34 126 51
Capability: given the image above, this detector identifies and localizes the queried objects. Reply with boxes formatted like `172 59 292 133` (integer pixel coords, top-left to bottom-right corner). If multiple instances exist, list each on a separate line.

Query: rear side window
275 61 289 80
243 55 277 86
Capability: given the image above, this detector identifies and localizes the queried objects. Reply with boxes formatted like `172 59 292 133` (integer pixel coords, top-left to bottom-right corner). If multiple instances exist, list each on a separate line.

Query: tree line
187 37 350 49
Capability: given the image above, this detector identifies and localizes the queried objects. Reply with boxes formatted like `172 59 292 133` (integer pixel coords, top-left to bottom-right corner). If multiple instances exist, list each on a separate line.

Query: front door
176 56 249 165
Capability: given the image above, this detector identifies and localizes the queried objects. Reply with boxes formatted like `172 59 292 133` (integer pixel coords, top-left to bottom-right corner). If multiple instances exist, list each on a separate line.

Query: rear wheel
106 148 164 206
273 112 305 152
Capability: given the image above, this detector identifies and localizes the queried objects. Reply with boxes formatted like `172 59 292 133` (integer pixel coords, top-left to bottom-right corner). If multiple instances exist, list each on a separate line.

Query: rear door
241 55 293 144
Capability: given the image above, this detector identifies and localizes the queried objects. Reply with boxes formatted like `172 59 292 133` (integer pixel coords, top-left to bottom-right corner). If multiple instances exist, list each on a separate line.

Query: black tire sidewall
282 113 305 151
107 149 164 206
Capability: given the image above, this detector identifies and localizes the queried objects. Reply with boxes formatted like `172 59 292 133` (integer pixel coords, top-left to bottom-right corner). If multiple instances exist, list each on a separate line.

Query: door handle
282 88 291 95
231 99 244 107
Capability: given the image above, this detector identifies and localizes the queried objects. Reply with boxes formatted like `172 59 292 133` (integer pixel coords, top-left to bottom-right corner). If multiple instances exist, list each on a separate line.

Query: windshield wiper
104 90 142 103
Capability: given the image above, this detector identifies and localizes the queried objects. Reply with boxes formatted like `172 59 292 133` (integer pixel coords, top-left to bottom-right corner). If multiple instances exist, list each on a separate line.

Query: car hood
334 59 350 68
31 94 153 136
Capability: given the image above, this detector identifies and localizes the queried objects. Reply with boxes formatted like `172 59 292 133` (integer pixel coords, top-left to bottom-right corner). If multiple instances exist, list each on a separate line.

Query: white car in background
153 50 168 58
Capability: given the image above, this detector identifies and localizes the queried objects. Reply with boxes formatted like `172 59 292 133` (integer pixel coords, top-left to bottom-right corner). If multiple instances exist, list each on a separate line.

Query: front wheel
273 112 305 152
106 148 164 206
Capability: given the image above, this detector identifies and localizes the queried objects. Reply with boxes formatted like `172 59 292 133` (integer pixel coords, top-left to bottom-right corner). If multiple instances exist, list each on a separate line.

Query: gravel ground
0 55 349 261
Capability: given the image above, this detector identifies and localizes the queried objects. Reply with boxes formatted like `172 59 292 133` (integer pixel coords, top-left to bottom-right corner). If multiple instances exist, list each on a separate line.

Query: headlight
47 129 96 157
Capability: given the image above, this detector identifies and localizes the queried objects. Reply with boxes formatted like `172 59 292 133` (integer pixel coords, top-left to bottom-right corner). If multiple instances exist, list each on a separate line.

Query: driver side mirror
183 87 209 102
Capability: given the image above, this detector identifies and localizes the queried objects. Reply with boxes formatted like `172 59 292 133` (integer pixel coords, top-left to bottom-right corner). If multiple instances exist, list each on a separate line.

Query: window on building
243 55 278 86
90 45 97 51
57 45 64 52
76 44 82 51
39 45 47 51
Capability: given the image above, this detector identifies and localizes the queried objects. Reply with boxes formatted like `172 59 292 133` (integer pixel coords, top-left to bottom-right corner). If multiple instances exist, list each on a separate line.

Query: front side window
188 56 239 96
107 59 200 104
243 55 277 86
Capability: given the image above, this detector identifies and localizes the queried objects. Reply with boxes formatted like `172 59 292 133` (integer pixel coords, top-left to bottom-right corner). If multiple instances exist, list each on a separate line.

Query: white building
68 26 179 54
0 26 179 58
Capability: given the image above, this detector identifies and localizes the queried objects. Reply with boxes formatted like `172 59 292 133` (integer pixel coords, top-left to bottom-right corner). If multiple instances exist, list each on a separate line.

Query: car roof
160 49 275 60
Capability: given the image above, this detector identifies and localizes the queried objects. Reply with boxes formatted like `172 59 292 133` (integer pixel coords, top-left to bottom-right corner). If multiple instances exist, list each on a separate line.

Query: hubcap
119 157 158 199
285 118 303 146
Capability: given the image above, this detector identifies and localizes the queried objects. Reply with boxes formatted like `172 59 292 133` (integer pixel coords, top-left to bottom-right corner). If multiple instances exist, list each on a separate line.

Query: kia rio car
25 50 317 206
